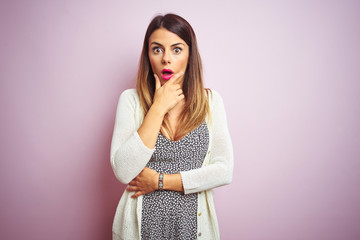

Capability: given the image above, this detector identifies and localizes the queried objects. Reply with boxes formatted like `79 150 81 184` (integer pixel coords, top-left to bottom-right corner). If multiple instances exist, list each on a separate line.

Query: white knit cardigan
110 89 233 240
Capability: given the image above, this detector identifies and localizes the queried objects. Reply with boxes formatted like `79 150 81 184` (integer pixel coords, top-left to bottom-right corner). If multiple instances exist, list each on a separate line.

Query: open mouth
161 69 174 80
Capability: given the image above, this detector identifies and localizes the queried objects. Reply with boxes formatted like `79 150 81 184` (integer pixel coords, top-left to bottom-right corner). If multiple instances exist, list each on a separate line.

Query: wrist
158 173 164 190
150 102 167 117
154 172 159 190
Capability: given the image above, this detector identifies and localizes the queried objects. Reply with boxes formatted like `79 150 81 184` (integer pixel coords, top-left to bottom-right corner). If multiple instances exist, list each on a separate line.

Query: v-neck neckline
159 121 206 143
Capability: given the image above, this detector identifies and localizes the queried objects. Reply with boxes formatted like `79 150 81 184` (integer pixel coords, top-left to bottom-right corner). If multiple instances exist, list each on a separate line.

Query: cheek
149 56 161 70
177 56 189 69
148 56 159 71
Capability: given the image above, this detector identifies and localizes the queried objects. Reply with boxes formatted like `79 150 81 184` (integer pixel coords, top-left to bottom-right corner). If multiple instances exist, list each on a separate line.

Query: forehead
149 28 187 46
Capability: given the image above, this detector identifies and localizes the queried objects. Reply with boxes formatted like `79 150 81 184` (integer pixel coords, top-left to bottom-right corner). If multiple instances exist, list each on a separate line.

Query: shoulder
115 89 141 113
118 88 139 104
205 88 224 109
120 88 138 98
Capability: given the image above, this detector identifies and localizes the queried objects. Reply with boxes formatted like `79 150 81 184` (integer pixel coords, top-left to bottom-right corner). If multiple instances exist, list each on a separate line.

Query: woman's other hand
152 72 184 115
127 167 159 198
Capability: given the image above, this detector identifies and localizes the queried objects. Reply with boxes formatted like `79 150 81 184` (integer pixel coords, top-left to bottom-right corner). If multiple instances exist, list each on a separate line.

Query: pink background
1 0 359 239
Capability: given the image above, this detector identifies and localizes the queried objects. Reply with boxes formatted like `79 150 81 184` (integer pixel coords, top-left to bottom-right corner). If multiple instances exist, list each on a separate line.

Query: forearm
162 173 184 192
137 104 165 149
127 169 185 198
180 161 232 194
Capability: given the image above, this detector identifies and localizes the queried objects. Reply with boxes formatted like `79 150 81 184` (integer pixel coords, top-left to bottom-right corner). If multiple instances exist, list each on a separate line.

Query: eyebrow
150 41 185 47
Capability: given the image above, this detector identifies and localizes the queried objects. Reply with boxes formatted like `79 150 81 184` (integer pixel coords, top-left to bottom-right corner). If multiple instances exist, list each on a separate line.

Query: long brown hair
136 13 211 141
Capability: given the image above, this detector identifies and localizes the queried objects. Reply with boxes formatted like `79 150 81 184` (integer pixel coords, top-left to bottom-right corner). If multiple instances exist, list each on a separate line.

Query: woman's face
148 28 189 86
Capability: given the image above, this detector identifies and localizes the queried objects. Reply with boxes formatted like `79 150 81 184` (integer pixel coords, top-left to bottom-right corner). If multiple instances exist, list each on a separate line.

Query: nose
161 50 171 65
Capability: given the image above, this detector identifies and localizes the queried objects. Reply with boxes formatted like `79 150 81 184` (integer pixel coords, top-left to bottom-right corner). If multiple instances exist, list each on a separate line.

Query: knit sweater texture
110 89 233 240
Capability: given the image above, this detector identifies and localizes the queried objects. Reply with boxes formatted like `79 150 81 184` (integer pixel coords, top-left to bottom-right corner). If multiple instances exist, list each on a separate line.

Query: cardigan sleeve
110 89 155 184
180 90 234 194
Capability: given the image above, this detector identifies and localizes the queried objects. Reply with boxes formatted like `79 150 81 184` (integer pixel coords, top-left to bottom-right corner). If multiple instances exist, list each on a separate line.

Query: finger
128 180 136 186
154 74 161 90
126 186 137 192
168 71 184 85
176 88 183 95
131 191 144 198
177 93 185 101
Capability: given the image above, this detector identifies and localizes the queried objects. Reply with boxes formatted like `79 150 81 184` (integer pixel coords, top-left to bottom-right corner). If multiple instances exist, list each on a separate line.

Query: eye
153 47 162 54
173 47 182 54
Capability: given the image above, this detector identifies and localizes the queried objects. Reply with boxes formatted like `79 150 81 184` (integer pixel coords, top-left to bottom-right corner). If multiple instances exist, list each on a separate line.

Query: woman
110 13 233 240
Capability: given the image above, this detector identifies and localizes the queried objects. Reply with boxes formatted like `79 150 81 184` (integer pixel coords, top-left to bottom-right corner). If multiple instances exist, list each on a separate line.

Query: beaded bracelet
158 173 164 190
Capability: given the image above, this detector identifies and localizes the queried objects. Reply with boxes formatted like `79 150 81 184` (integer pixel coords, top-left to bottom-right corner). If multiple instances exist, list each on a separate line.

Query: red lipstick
161 69 174 80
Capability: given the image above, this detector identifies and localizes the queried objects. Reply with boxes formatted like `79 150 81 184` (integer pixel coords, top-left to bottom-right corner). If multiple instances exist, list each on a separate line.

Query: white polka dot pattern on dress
141 121 209 240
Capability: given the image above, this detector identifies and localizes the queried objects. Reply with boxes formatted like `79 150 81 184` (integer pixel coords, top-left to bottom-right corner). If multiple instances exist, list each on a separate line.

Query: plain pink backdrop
1 0 360 239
